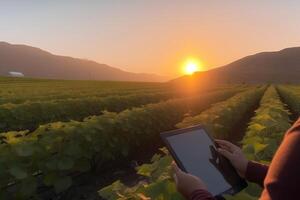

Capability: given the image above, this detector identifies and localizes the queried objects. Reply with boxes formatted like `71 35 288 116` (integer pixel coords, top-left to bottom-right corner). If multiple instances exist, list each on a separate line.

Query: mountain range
0 42 167 82
174 47 300 84
1 42 300 84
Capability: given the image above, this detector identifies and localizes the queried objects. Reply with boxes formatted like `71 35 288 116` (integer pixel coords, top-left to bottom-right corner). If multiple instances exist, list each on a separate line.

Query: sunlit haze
2 1 300 78
183 58 201 75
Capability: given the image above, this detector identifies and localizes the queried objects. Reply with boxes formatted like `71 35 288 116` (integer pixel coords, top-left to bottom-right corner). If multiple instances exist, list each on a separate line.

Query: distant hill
0 42 168 82
173 47 300 85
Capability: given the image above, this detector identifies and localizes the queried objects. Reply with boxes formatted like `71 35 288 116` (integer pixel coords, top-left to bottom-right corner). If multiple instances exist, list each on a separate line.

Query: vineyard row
99 86 266 200
0 87 243 199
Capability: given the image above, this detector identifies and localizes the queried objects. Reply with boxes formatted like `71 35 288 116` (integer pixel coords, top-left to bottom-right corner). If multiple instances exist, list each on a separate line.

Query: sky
1 0 300 78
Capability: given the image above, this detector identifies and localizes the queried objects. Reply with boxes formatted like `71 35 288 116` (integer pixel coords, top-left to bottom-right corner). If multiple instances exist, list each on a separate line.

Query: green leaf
20 177 37 197
64 143 82 157
143 179 172 199
54 176 72 193
243 144 255 155
224 191 257 200
15 143 34 157
253 142 268 154
46 158 57 170
159 147 169 155
9 166 27 179
98 180 126 200
74 158 91 172
137 163 155 177
121 146 129 156
57 156 74 170
151 154 161 162
43 172 59 186
248 123 266 133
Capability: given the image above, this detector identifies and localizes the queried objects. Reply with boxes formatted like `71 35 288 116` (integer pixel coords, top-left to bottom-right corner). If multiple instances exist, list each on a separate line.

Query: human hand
215 139 249 178
172 162 207 198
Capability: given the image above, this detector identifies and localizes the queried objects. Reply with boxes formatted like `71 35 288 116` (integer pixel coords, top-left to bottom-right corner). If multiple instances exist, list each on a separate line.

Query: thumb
172 162 183 176
218 148 234 161
173 173 178 185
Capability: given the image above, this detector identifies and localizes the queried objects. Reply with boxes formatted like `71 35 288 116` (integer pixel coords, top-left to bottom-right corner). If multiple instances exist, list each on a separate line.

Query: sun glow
183 59 201 75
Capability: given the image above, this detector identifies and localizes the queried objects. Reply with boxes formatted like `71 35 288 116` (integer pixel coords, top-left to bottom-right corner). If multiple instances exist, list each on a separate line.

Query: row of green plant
0 87 242 199
0 84 167 105
226 86 291 200
0 91 180 132
0 83 243 108
0 84 247 134
0 77 170 105
0 77 243 105
176 86 265 137
276 85 300 115
98 86 266 200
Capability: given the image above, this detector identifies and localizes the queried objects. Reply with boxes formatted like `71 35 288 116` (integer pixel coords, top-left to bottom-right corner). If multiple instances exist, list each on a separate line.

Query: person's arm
216 140 269 186
173 138 270 200
259 119 300 200
187 118 300 200
245 161 269 187
173 140 251 200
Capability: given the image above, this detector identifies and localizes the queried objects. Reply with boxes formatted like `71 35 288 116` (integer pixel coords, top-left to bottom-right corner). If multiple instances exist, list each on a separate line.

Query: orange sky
2 1 300 78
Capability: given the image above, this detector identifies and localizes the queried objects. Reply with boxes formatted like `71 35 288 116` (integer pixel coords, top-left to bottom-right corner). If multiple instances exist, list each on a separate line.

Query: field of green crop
1 77 299 200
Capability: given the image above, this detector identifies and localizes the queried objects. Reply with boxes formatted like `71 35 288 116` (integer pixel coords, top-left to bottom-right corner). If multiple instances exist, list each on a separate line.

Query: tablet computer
160 125 247 197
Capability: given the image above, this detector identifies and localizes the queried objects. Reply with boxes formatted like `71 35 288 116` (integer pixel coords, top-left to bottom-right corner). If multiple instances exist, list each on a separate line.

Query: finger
217 148 234 161
172 162 182 175
216 143 231 151
216 142 235 153
173 174 178 185
215 139 233 147
215 140 238 151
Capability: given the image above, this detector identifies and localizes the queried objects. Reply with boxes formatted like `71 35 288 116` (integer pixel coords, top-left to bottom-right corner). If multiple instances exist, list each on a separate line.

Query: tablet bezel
160 125 247 197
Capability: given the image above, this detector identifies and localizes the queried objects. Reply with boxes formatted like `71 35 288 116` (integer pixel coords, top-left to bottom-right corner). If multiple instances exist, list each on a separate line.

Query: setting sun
183 59 201 75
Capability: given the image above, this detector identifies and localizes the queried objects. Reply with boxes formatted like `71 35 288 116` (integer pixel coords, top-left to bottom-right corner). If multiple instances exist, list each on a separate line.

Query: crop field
0 77 299 200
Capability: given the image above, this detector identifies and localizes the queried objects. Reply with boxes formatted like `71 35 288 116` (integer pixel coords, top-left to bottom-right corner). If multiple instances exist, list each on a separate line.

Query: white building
8 71 24 77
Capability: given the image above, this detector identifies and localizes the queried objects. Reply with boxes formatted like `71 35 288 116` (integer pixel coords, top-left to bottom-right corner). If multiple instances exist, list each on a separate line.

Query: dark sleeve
260 118 300 200
245 161 269 187
189 189 216 200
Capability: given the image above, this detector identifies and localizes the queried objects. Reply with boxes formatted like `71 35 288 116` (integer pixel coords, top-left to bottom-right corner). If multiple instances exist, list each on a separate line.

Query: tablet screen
164 127 244 196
